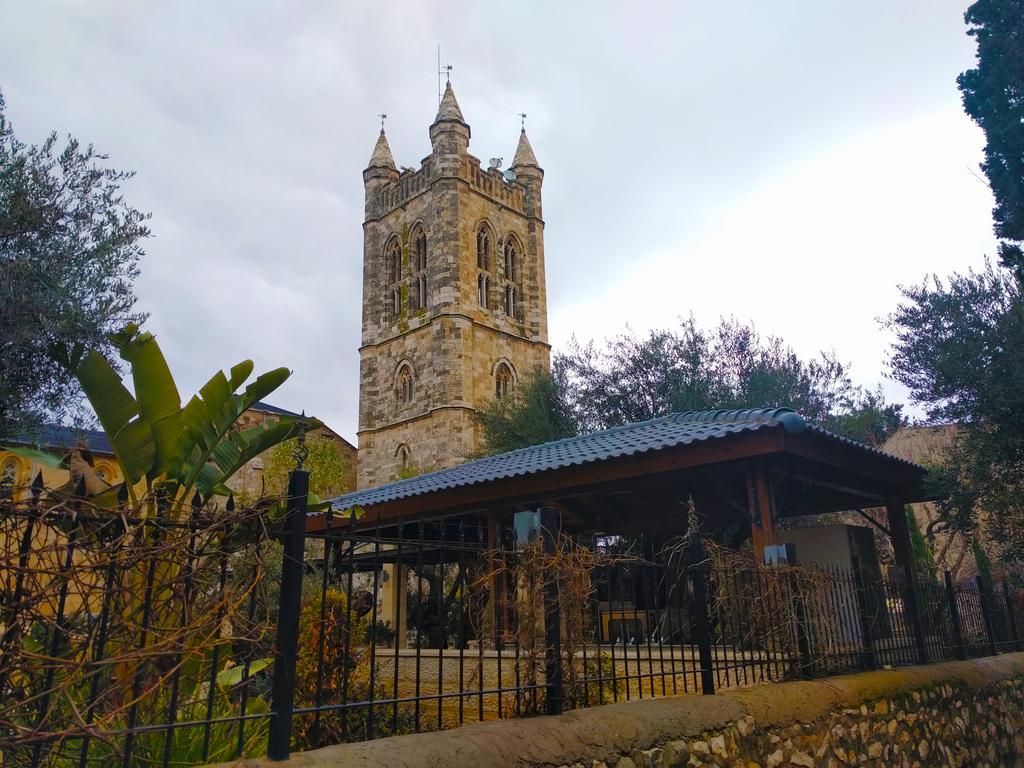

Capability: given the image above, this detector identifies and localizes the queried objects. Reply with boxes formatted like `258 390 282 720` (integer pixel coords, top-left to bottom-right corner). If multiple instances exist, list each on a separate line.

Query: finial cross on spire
378 113 387 131
519 113 527 131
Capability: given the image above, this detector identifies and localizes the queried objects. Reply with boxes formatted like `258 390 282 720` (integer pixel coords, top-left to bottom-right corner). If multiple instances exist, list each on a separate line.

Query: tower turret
429 81 470 162
364 129 398 219
511 128 543 221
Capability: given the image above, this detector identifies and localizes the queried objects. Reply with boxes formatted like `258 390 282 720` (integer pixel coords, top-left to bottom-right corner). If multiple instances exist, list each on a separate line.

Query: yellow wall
0 449 123 502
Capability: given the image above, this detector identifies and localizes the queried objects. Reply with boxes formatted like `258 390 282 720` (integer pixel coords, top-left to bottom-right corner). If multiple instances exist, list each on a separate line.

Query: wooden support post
385 564 408 649
886 499 927 665
748 458 778 563
486 510 509 648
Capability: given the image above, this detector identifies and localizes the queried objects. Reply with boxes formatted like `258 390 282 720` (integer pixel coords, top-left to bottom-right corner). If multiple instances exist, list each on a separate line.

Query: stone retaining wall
213 653 1024 768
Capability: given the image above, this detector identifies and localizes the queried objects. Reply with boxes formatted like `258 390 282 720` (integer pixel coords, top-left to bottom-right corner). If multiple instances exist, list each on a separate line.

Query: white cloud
0 0 996 437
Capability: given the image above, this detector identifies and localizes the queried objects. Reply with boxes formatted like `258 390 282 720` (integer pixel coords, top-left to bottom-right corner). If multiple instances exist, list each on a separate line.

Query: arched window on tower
396 444 412 476
494 362 514 399
412 226 428 310
477 225 491 309
504 237 517 282
396 363 414 405
477 227 490 270
502 236 522 320
385 237 402 317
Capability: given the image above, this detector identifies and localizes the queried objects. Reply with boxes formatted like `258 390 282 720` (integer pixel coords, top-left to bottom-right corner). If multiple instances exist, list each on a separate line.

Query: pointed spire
512 128 539 168
434 80 466 125
367 129 396 170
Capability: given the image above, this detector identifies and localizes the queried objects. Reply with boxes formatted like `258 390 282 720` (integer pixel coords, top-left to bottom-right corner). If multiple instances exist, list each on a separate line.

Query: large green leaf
182 367 292 493
120 332 182 479
75 351 155 483
198 371 232 424
240 368 291 411
193 462 227 497
228 360 254 391
194 418 307 497
208 434 243 476
115 419 157 483
77 351 138 436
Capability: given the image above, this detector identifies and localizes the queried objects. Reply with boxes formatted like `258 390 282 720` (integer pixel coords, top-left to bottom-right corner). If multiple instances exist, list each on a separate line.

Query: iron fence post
267 469 309 761
687 533 715 695
976 575 998 656
540 506 563 715
886 501 928 665
851 551 877 671
944 571 966 661
1003 580 1021 652
785 549 813 679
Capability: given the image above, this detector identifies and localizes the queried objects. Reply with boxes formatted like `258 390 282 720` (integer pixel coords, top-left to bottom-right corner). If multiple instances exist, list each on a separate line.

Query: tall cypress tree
957 0 1024 275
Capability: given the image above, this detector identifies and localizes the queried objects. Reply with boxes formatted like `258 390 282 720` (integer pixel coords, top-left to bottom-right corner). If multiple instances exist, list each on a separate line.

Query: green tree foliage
906 505 936 578
475 364 579 456
886 4 1024 563
887 262 1024 558
561 318 902 443
262 434 353 499
478 317 903 456
957 0 1024 275
0 92 149 437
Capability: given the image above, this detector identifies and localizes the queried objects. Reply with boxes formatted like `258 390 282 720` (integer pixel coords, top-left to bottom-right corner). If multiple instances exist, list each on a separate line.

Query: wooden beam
748 457 778 560
781 430 925 493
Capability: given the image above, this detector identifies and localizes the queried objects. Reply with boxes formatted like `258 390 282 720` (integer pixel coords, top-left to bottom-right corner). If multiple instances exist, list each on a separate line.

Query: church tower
356 82 550 489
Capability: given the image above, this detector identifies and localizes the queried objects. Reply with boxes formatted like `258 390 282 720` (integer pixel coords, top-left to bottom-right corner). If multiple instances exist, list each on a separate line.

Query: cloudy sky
1 1 997 442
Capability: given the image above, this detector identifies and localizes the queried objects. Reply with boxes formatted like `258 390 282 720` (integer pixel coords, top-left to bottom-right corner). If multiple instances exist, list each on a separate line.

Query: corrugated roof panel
327 408 922 514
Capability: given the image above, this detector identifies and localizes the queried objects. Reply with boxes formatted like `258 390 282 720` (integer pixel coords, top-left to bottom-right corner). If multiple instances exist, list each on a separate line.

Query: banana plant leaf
75 350 155 484
176 365 290 493
119 330 183 481
193 416 318 497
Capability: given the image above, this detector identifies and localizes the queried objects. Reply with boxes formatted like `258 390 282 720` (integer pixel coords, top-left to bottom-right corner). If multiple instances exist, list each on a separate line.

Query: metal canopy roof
329 408 923 516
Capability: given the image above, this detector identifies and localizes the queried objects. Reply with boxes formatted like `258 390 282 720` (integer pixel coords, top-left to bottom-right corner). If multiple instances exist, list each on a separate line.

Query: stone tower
356 81 550 489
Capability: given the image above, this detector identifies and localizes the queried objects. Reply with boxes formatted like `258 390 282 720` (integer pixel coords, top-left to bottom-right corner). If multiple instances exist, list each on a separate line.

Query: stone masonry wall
356 96 550 489
592 677 1024 768
214 654 1024 768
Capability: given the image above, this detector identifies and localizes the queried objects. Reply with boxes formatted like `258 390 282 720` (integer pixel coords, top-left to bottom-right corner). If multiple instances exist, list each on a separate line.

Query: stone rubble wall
210 653 1024 768
595 678 1024 768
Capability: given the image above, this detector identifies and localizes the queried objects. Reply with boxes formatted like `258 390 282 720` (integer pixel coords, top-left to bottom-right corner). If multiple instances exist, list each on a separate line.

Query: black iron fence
3 475 1023 766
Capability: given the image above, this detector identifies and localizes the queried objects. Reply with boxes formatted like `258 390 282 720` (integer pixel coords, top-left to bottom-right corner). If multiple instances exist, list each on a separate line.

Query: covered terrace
319 408 933 660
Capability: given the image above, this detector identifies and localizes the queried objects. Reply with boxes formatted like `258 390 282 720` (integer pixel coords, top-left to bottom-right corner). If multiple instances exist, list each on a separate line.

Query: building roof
433 81 466 125
7 424 113 456
329 408 922 514
512 129 539 168
250 400 303 418
367 129 396 170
